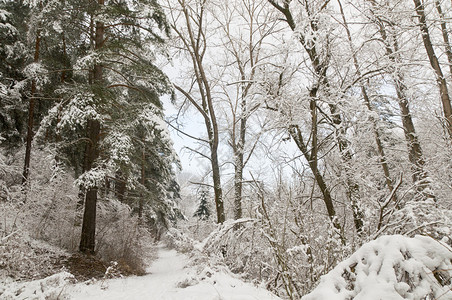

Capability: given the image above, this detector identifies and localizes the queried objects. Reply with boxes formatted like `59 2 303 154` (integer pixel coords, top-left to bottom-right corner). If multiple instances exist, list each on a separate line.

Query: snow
301 235 452 300
1 244 282 300
67 244 281 300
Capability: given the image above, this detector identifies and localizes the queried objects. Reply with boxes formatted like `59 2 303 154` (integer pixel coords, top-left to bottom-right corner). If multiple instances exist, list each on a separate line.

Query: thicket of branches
166 0 452 298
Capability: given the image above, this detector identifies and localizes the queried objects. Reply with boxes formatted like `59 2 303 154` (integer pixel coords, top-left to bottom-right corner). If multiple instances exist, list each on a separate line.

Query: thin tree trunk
369 1 434 199
413 0 452 140
22 30 41 185
233 88 247 220
269 0 361 237
289 124 345 244
139 145 145 220
337 0 394 202
435 1 452 78
174 0 225 224
79 0 104 254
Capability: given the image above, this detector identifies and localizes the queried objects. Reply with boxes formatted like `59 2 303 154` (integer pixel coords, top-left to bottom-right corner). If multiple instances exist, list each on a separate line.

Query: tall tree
366 0 434 199
21 2 42 185
0 2 28 147
412 0 452 140
79 0 104 253
267 0 362 238
337 0 395 197
167 0 225 224
34 0 174 253
212 0 274 219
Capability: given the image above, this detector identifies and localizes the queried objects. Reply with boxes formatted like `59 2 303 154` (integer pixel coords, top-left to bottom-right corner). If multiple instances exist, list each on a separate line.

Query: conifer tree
193 188 210 221
36 0 176 253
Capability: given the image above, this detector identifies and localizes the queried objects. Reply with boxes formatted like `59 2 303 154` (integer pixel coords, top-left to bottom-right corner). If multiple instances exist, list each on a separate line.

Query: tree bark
233 113 246 220
173 0 225 223
139 145 145 220
413 0 452 140
79 119 100 253
79 0 104 254
337 0 394 227
269 0 361 237
22 30 41 185
369 0 434 199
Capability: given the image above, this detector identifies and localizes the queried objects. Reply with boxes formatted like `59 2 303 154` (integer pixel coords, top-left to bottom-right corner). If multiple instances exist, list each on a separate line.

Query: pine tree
0 1 29 148
193 188 210 221
32 0 176 253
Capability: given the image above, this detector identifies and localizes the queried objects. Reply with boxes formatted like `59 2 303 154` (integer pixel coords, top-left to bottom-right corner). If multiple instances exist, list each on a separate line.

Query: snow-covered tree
34 0 176 253
193 188 210 220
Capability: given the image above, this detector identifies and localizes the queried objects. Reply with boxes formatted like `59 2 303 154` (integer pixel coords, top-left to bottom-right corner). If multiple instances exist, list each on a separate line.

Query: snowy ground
2 244 282 300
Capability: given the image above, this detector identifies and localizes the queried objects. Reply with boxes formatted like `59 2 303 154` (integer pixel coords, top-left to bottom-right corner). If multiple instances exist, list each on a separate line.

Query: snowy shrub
377 198 452 242
0 230 69 282
164 227 195 253
0 271 75 300
302 235 452 300
95 200 153 275
0 147 155 280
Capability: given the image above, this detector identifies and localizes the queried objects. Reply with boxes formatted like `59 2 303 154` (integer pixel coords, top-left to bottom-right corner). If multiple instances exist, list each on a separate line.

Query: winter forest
1 0 452 299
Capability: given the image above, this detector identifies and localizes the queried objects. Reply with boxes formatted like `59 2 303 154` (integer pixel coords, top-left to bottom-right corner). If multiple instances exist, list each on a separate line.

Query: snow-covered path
65 245 282 300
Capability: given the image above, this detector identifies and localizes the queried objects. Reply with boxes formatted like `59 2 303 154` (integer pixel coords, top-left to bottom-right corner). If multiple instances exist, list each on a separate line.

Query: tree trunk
337 0 394 230
434 1 452 78
22 30 41 185
115 171 126 203
233 94 247 220
211 143 225 223
79 119 100 253
139 145 145 220
413 0 452 140
79 0 104 254
269 0 362 236
174 1 225 224
289 124 345 244
370 2 434 200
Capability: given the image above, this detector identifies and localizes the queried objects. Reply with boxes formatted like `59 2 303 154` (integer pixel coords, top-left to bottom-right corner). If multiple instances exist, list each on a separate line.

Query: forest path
65 243 281 300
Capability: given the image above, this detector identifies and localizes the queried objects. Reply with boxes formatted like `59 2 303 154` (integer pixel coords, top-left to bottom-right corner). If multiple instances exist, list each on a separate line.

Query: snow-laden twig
1 230 19 244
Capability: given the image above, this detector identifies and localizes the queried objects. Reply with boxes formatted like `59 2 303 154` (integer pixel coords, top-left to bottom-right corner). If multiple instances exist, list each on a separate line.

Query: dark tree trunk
371 11 434 199
413 0 452 140
211 143 225 223
338 0 393 233
115 171 126 203
22 30 41 185
79 119 100 253
79 0 104 254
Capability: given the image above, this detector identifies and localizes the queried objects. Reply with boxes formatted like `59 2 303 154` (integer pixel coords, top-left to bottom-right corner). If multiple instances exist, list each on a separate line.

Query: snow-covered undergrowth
302 235 452 300
1 243 282 300
0 272 75 300
0 148 156 282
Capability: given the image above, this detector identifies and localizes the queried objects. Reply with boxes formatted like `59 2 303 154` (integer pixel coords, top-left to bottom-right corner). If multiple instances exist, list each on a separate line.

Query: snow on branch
302 235 452 300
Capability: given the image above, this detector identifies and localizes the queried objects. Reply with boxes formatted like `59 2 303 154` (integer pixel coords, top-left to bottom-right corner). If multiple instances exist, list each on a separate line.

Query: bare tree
167 0 225 223
213 0 275 219
337 0 395 196
268 0 363 238
366 0 434 200
412 0 452 140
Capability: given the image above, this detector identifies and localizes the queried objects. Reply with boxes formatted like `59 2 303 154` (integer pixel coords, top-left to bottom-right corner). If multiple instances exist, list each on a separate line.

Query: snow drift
302 235 452 300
